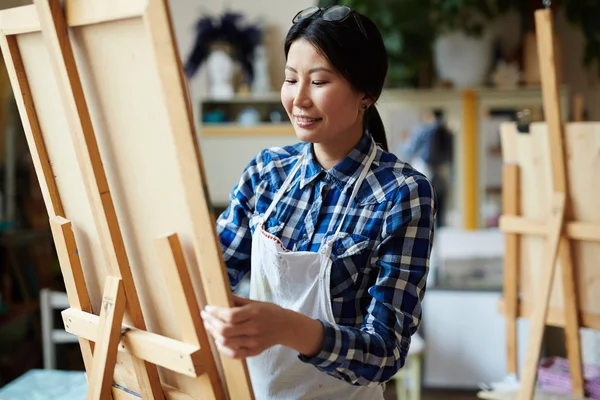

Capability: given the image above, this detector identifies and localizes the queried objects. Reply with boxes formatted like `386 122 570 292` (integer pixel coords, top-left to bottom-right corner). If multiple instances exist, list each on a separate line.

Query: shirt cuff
297 319 345 370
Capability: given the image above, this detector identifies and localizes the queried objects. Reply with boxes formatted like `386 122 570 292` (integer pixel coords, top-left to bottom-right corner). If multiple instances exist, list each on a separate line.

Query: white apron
247 143 384 400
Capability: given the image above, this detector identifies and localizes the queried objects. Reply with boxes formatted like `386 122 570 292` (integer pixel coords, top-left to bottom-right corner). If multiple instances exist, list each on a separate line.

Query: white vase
206 49 234 99
433 30 493 88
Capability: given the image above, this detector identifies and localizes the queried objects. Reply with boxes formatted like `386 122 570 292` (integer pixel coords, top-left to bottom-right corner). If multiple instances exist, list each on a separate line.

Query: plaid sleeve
216 152 264 289
299 174 435 385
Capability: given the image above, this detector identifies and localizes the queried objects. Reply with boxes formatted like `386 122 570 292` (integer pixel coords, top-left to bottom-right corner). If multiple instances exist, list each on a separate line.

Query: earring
361 104 368 110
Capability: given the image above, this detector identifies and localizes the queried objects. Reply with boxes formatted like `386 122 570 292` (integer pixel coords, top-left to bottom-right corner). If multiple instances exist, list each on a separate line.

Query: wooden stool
394 333 424 400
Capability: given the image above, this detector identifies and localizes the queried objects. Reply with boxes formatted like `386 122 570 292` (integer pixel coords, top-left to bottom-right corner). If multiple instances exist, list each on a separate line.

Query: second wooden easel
479 1 600 400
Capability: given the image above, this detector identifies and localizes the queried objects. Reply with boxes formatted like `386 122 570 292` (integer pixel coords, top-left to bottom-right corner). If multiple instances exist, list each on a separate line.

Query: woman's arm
299 174 436 385
216 153 264 288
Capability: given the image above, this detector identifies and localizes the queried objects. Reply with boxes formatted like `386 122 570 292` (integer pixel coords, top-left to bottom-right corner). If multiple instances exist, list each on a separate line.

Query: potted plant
318 0 436 88
428 0 502 87
318 0 501 88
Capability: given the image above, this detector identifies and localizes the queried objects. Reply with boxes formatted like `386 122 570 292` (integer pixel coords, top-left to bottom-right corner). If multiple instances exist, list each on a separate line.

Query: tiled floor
383 381 479 399
420 389 480 400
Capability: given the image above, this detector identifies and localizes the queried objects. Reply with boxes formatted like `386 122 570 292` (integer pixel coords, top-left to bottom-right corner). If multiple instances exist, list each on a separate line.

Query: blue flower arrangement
184 11 263 85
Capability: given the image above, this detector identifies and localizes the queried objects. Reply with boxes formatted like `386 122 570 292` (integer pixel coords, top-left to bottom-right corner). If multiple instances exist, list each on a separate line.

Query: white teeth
296 117 319 122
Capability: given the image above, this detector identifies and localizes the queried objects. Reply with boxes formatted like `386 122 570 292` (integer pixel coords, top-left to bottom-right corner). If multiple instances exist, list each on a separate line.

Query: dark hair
284 9 389 152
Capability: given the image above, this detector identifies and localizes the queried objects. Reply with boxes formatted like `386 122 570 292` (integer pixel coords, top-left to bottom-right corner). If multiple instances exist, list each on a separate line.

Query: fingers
231 294 252 307
202 310 258 339
214 335 262 359
215 342 261 359
204 303 256 324
201 299 282 360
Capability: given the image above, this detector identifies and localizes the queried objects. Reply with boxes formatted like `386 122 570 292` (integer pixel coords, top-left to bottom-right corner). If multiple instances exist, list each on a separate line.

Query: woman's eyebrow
285 66 334 74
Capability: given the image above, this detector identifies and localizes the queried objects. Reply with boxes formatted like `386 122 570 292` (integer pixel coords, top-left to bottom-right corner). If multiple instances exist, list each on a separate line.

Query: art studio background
1 0 600 399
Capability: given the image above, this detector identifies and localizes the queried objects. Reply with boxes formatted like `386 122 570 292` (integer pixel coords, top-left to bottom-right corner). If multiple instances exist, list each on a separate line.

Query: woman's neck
313 129 363 171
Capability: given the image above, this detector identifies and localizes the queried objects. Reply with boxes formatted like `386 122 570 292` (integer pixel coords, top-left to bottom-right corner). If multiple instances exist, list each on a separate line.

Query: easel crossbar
62 308 205 377
500 216 600 242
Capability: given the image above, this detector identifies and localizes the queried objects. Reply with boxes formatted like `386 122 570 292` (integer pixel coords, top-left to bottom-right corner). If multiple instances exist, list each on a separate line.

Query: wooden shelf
201 92 282 104
200 123 295 137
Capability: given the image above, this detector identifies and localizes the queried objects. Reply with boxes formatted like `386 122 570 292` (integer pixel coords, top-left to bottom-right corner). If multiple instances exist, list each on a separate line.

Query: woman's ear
361 94 376 108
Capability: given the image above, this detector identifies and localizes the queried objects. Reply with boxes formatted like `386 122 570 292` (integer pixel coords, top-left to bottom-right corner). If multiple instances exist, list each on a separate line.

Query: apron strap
331 140 378 239
262 154 304 222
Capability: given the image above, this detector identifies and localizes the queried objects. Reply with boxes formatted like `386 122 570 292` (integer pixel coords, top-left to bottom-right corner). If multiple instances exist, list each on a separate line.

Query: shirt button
337 248 344 255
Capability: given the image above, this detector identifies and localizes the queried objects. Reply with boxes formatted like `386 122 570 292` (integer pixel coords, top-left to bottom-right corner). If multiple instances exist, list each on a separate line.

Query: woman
201 5 436 399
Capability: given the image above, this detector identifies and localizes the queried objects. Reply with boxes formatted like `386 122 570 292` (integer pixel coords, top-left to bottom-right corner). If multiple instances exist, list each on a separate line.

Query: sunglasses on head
292 5 367 38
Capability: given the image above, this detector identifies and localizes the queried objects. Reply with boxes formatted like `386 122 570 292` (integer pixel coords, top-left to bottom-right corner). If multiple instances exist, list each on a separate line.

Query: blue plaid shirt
216 132 435 386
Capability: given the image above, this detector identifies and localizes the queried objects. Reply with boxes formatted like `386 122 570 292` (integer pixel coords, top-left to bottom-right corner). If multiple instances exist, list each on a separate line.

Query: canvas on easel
478 4 600 400
0 1 254 399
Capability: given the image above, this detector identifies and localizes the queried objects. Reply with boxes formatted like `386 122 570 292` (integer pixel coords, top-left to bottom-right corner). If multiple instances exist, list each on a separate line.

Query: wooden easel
479 4 600 400
0 1 254 399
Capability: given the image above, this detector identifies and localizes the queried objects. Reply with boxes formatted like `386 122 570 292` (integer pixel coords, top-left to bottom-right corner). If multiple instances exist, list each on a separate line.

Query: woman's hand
201 295 324 359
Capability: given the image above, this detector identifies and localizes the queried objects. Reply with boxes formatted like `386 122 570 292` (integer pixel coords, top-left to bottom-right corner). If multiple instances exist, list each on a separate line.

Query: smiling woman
204 5 437 400
282 40 368 170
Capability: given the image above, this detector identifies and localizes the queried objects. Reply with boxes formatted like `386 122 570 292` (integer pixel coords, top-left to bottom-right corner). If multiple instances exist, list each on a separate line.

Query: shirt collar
298 144 323 189
299 133 375 190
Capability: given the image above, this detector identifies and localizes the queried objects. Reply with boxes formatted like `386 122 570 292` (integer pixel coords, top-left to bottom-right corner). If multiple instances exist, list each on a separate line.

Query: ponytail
364 105 388 152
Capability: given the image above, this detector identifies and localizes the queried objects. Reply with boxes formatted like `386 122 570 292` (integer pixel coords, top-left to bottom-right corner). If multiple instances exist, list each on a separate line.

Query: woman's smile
294 115 323 128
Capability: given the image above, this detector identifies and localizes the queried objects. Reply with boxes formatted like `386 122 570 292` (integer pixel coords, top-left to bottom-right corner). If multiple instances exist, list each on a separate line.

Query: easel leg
49 216 96 374
155 233 226 399
534 7 585 397
87 276 126 400
518 194 565 400
558 237 585 396
503 165 520 377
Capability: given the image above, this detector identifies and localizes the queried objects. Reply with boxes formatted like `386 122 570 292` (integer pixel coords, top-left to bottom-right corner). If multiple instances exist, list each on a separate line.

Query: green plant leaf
383 30 403 54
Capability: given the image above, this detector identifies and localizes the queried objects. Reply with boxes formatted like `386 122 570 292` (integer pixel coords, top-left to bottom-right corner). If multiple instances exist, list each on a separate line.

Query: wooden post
462 89 479 230
503 165 520 377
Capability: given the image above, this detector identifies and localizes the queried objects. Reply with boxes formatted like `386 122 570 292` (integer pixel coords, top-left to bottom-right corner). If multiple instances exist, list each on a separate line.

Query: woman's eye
312 81 327 86
284 79 296 84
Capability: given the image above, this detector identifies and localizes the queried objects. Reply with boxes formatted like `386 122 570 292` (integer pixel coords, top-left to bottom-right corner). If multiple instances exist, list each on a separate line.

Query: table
0 369 87 400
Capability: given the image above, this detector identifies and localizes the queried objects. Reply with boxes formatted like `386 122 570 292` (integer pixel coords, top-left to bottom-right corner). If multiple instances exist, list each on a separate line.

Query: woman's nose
293 85 312 108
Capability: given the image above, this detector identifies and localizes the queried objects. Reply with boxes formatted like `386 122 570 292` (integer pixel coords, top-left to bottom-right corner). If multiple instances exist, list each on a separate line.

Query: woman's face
281 39 366 147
